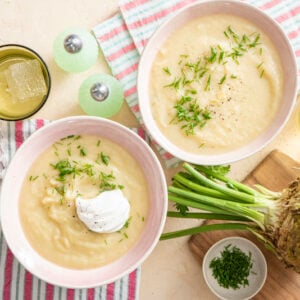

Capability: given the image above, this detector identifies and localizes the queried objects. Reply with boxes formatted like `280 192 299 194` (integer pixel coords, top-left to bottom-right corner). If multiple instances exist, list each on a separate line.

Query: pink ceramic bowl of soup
137 0 297 165
0 116 167 288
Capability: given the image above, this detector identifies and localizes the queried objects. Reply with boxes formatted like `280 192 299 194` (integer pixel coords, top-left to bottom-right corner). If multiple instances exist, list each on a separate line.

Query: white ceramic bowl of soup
137 0 297 165
0 116 167 288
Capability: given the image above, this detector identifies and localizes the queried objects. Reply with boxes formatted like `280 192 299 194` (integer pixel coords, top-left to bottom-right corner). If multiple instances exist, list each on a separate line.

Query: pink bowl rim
0 116 168 288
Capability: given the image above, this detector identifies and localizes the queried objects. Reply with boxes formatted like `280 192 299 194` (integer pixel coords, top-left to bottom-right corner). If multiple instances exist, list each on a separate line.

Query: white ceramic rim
202 237 268 300
137 0 298 165
0 116 168 288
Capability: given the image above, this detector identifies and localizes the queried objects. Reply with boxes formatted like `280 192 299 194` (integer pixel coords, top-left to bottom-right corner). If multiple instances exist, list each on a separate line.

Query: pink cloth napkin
93 0 300 168
0 119 141 300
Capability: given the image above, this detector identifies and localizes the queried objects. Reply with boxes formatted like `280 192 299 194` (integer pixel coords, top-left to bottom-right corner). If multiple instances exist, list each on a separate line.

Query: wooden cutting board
188 150 300 299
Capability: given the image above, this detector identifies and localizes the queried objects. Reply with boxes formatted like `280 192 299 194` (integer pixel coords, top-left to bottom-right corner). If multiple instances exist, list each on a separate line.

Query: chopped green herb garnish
162 25 264 136
123 216 132 229
96 140 101 147
67 149 71 156
209 244 254 290
242 34 250 43
81 164 95 177
165 77 181 90
99 171 121 192
248 33 260 48
218 75 227 85
199 68 208 78
100 152 110 165
29 175 39 181
218 51 225 63
260 69 265 78
256 61 264 69
163 67 171 75
60 135 74 140
227 25 239 42
61 135 81 141
51 159 74 177
187 89 197 95
80 148 87 156
55 185 66 196
205 75 211 91
206 47 217 63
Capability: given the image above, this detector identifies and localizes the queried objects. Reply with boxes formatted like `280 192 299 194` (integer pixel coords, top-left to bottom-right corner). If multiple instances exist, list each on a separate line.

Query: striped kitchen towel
93 0 300 168
0 119 141 300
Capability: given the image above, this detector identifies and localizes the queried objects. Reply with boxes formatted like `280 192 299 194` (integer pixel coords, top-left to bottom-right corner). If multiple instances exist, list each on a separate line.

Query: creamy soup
19 135 149 269
150 14 283 154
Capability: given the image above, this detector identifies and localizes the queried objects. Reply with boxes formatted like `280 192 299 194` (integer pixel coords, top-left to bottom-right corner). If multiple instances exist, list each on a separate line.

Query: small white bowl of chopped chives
202 237 267 300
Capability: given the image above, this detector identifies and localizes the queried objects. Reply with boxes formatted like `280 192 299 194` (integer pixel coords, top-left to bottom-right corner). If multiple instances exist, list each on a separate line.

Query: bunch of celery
161 163 300 273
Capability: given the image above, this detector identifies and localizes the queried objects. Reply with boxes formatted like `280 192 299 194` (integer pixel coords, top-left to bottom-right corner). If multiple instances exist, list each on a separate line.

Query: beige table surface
1 0 299 299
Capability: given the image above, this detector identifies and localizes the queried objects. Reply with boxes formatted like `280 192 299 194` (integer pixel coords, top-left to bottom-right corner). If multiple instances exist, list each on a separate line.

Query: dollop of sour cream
75 189 130 233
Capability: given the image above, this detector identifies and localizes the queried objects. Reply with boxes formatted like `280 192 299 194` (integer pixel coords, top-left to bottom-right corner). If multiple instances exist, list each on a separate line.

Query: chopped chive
80 148 87 156
207 47 217 63
61 135 74 140
100 152 110 166
260 69 265 78
29 175 39 181
97 140 101 147
219 75 227 85
256 61 264 69
218 51 225 63
187 89 197 95
205 75 211 91
248 34 260 48
163 66 171 75
164 77 181 90
124 217 132 229
199 68 208 78
230 75 237 79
